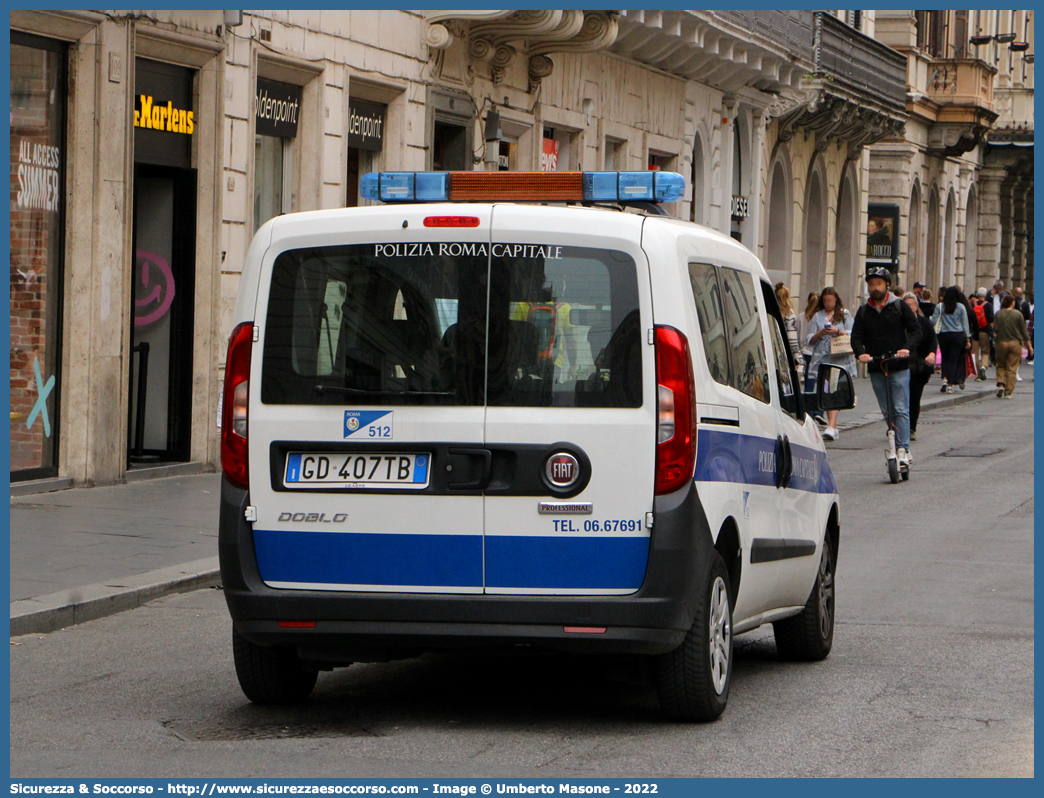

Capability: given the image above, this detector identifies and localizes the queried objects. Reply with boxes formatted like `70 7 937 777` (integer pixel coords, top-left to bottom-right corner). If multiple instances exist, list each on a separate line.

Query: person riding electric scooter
850 267 922 481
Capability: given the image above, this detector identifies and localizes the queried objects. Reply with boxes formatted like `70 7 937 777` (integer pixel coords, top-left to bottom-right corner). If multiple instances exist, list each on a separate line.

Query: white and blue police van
219 169 854 721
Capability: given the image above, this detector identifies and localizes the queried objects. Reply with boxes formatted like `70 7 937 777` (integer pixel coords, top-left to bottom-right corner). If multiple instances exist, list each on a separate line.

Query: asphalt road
10 389 1034 778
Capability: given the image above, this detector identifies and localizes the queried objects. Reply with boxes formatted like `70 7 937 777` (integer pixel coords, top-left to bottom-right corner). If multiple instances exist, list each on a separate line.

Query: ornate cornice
776 88 905 157
425 10 620 91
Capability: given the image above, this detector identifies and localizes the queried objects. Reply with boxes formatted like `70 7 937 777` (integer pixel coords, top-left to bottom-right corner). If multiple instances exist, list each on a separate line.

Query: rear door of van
482 206 657 594
247 207 492 593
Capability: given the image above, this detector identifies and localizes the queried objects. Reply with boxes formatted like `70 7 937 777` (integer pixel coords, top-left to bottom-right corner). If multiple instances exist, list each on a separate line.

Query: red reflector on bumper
563 626 607 634
277 621 316 628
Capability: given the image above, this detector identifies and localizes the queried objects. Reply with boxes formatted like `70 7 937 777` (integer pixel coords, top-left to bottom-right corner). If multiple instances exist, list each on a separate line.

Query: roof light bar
359 171 685 205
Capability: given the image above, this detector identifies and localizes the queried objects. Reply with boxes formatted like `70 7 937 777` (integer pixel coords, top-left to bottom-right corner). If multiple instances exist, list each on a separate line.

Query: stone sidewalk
8 361 1029 635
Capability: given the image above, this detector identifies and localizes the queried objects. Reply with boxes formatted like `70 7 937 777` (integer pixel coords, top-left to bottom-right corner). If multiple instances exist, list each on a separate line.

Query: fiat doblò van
219 170 853 721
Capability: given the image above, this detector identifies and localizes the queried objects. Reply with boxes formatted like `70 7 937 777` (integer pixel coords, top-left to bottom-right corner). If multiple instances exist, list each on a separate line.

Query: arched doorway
765 156 792 285
965 185 978 292
909 181 922 286
834 164 859 308
690 131 706 226
943 189 956 287
802 159 827 300
927 185 941 291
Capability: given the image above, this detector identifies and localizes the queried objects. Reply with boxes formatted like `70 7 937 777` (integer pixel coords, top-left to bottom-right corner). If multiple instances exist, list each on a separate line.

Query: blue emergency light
359 170 686 205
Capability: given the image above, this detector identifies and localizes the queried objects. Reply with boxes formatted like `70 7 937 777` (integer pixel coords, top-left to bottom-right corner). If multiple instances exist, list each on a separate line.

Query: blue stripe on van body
253 529 483 588
694 429 836 495
253 529 649 591
484 535 649 590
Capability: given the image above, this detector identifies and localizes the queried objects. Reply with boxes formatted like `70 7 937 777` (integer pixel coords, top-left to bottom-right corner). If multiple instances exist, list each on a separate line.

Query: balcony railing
814 12 906 114
716 10 815 65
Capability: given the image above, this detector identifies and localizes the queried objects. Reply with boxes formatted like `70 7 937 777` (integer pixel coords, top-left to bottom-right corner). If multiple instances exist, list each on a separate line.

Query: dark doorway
433 122 466 171
128 163 196 464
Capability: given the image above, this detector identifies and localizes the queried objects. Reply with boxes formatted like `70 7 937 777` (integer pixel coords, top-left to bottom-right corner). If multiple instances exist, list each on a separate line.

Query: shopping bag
966 351 976 377
830 333 853 355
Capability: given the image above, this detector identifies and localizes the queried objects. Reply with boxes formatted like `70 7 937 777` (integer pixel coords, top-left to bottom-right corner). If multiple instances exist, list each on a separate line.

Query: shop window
433 121 467 171
10 34 66 479
648 151 673 172
346 98 385 206
498 139 515 171
254 133 291 231
543 126 577 172
254 77 301 231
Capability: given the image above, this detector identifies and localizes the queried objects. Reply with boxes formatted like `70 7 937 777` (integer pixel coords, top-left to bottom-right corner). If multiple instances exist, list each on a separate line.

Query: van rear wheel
232 627 318 704
654 553 733 721
773 536 835 661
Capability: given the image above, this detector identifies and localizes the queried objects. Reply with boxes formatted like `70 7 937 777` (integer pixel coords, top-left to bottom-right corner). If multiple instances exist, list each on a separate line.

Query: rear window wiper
314 385 455 397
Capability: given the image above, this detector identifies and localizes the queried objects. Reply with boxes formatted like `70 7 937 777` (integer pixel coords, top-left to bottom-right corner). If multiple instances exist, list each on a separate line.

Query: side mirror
817 363 855 410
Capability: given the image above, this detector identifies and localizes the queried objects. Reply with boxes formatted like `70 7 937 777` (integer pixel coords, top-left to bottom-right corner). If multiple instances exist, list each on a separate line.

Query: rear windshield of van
260 243 642 408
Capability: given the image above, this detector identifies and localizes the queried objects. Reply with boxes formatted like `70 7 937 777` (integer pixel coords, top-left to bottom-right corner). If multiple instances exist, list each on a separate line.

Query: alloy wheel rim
709 575 731 695
817 545 835 639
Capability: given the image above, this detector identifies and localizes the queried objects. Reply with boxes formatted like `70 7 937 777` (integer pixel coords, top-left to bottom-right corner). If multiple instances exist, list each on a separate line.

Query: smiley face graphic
134 249 176 327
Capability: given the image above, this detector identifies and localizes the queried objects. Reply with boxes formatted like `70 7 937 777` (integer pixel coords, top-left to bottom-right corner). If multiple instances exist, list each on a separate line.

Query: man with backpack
971 288 993 381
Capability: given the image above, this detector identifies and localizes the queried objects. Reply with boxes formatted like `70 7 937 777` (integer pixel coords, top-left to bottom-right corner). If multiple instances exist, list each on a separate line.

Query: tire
888 458 899 483
901 468 910 481
773 536 835 661
232 627 318 704
655 553 733 722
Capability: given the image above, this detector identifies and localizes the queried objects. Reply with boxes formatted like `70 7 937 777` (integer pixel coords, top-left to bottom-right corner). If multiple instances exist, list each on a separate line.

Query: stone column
1012 183 1030 288
1025 191 1034 296
747 107 769 265
999 176 1016 285
975 167 1006 287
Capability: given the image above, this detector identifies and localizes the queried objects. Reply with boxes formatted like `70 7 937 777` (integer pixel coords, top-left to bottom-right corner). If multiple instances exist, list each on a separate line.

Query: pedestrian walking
994 294 1033 398
775 282 800 359
1027 293 1034 363
797 291 819 404
902 293 937 442
930 286 971 393
851 267 921 474
805 287 856 441
970 288 993 380
1013 287 1031 382
914 282 936 318
956 289 974 388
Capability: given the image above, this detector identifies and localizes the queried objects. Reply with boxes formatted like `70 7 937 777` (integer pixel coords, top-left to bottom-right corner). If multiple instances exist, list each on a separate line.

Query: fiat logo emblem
545 452 580 488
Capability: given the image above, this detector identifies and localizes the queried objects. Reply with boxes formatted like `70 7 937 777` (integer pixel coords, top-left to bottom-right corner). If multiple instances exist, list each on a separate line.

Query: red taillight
654 326 697 495
277 620 317 629
221 321 254 490
423 215 481 227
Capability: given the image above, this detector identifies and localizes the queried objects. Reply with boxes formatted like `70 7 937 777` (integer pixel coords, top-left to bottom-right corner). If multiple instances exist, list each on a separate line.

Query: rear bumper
219 477 715 659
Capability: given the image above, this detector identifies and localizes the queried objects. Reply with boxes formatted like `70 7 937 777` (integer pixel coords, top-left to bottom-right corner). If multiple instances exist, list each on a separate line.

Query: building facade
14 9 1027 487
869 10 1034 297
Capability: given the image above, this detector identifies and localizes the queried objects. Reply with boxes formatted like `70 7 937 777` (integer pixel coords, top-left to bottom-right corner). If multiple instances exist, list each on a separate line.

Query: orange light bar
449 171 584 202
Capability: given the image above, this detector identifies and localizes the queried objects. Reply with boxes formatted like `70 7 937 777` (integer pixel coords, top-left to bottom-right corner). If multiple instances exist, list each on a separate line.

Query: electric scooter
872 354 909 484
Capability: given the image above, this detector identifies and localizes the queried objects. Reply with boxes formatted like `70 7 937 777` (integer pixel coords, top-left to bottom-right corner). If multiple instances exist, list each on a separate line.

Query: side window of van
687 263 731 387
760 280 803 418
718 267 770 404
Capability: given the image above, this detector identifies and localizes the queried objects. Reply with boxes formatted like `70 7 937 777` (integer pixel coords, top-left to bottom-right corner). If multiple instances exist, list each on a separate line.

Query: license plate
284 453 430 489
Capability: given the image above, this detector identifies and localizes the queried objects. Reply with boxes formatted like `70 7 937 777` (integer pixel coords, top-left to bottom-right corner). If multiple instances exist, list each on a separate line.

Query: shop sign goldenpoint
256 78 302 138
